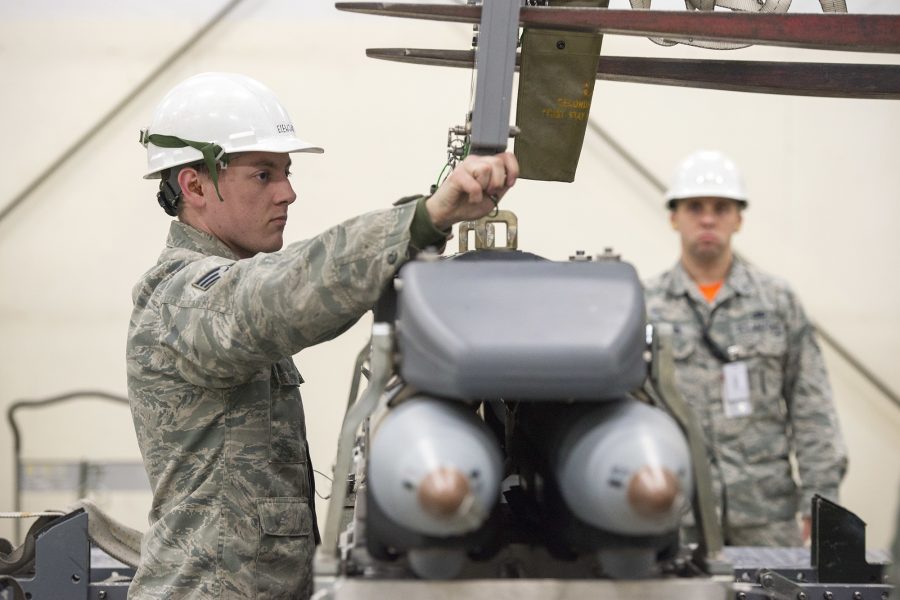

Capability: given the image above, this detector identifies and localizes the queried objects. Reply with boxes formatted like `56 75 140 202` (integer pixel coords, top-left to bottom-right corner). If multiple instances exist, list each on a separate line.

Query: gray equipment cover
396 259 646 400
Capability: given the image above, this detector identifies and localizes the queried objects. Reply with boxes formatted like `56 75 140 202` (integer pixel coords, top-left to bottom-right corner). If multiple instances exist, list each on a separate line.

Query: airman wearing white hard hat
128 72 519 600
643 150 846 549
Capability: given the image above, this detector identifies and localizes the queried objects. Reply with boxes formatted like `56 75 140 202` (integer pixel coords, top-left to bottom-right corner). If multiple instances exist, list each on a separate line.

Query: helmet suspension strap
144 133 229 202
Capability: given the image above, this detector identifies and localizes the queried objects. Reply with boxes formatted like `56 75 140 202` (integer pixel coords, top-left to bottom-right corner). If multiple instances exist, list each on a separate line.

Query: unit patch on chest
733 311 785 337
192 264 231 291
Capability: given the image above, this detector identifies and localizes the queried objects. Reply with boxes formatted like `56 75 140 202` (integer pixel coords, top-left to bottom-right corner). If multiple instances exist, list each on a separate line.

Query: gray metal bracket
11 510 89 599
318 324 396 571
1 510 134 600
649 323 731 576
469 0 522 154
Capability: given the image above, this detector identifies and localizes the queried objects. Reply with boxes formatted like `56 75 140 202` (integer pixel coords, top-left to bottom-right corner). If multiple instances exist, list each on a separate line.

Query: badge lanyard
688 300 752 418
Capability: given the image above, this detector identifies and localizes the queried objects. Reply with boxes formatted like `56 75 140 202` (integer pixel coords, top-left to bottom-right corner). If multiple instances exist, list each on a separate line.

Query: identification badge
722 361 752 418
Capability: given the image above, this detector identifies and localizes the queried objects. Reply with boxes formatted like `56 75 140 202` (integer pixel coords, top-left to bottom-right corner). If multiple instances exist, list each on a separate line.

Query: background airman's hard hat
665 149 747 209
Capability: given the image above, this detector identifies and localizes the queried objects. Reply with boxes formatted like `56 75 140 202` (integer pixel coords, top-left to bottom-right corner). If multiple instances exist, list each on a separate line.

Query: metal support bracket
469 0 522 154
458 209 518 252
649 323 731 576
319 324 396 570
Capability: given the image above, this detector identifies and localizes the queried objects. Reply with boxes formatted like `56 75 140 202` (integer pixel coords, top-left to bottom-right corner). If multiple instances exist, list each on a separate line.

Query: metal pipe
7 391 129 543
321 323 395 558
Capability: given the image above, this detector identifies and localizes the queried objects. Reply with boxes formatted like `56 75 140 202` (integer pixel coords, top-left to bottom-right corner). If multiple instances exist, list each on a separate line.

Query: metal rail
366 48 900 100
336 4 900 53
6 391 130 543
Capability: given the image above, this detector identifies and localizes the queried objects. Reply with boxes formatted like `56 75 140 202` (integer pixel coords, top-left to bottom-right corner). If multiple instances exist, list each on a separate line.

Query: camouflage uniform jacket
127 203 417 599
644 257 847 528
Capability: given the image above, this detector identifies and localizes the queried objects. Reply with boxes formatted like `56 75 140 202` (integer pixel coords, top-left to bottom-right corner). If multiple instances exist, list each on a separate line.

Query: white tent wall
1 0 898 550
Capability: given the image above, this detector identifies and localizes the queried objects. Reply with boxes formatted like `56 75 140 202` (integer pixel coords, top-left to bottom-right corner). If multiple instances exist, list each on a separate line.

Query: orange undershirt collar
697 281 723 303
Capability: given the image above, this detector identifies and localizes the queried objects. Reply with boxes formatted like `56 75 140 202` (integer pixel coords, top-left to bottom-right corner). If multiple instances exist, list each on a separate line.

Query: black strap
0 515 59 576
157 177 181 216
687 300 734 363
306 441 321 547
684 297 739 538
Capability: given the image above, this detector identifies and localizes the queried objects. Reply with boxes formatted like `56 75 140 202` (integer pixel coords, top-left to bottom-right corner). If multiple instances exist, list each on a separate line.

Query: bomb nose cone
417 467 471 518
626 465 680 518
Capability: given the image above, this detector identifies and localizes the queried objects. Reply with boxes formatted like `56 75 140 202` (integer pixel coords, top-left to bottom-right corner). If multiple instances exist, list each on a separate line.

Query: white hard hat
139 72 323 180
665 150 747 209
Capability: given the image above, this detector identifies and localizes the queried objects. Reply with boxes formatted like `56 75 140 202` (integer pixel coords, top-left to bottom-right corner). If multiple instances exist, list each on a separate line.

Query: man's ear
669 209 679 231
177 167 206 208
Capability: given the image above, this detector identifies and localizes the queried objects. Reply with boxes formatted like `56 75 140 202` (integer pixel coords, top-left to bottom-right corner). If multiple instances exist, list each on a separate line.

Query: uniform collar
166 220 239 261
666 255 754 302
725 255 755 296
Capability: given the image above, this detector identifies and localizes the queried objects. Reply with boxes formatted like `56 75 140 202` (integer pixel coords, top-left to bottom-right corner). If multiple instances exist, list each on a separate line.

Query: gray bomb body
368 396 503 537
551 399 692 536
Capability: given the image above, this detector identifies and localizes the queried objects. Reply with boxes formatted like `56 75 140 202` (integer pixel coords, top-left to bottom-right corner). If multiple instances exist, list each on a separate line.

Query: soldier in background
127 72 518 599
643 150 847 546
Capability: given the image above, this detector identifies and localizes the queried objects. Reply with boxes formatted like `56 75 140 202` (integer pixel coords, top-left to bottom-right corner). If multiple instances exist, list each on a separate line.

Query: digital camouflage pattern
644 257 847 546
127 203 416 599
681 518 802 548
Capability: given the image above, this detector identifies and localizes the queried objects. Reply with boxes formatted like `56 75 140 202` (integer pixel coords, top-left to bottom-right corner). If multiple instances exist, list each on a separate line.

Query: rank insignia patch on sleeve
192 264 231 291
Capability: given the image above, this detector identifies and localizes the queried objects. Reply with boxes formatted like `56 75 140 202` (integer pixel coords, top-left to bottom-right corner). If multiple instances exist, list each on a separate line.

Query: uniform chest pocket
732 313 787 359
729 315 789 410
270 359 307 464
670 324 698 361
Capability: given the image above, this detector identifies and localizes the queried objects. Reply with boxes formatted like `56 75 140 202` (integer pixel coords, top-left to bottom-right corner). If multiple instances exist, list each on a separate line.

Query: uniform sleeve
156 203 416 387
782 292 848 516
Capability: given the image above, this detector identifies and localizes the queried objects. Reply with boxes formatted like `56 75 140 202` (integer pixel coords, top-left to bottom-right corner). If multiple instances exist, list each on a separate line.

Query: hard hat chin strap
146 134 229 202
